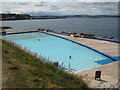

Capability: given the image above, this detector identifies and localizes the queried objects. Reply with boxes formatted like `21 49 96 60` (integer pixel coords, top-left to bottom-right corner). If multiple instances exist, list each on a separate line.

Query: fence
3 39 75 71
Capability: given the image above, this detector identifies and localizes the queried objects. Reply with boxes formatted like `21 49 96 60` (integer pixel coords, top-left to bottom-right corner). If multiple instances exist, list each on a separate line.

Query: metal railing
3 38 71 70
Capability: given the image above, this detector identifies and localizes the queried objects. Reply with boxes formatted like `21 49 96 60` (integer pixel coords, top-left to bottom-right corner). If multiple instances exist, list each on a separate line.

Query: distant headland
0 13 119 21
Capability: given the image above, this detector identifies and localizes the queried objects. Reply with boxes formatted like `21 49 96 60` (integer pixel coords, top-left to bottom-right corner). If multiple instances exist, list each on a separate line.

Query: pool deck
47 32 119 57
47 32 119 88
67 61 120 88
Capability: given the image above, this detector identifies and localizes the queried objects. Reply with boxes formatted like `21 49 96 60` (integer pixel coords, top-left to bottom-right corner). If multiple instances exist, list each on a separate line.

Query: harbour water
2 17 118 40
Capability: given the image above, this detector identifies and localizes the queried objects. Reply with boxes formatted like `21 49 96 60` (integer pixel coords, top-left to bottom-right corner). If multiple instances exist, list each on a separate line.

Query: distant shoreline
1 14 119 21
1 18 66 21
1 16 119 21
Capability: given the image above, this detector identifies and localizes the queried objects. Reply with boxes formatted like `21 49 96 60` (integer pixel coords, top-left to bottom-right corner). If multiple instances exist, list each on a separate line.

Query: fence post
68 63 71 70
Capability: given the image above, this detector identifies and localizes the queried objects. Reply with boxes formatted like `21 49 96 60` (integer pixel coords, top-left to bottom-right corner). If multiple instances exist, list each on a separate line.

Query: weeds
2 40 89 88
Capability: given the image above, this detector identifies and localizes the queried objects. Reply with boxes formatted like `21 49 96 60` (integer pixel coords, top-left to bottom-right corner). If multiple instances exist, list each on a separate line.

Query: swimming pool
2 32 115 71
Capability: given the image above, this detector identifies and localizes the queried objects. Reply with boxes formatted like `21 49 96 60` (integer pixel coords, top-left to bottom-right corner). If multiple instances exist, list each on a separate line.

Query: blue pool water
3 32 115 71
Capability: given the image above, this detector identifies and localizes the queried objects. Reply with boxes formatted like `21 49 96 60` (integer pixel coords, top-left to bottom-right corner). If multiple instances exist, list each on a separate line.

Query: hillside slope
2 40 88 89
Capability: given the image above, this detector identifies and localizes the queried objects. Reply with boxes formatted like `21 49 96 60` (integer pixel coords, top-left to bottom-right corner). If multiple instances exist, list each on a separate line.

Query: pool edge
43 32 117 62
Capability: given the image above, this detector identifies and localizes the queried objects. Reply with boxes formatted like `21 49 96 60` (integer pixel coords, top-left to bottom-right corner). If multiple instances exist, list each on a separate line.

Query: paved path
67 71 118 88
48 32 119 57
73 61 119 88
47 32 119 88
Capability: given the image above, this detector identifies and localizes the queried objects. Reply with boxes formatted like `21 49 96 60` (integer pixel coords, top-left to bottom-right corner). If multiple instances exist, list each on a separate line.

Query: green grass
2 40 89 89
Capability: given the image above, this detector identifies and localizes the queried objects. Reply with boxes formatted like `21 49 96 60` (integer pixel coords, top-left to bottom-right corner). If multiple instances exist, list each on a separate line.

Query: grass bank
2 40 89 89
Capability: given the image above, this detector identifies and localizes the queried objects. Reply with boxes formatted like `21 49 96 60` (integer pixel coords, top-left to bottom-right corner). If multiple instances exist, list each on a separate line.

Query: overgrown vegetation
80 33 95 37
0 26 12 30
2 40 89 88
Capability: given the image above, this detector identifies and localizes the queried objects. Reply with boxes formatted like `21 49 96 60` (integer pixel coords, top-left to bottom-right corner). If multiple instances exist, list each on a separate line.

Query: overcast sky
1 0 119 2
1 1 119 16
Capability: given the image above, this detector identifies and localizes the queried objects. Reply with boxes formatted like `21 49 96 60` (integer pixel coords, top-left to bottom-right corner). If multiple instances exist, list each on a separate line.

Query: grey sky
1 2 118 16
